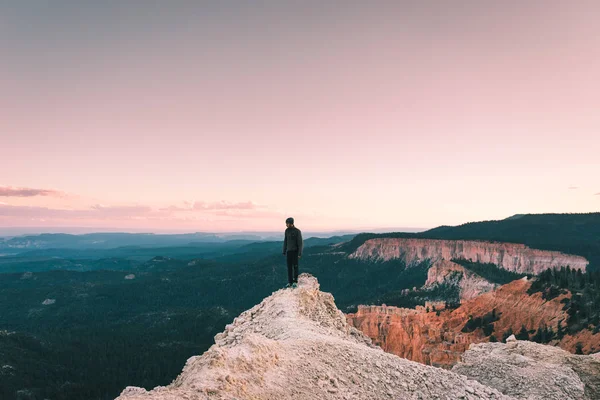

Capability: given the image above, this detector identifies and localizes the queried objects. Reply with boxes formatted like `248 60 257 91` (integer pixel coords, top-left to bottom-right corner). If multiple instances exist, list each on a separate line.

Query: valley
1 213 599 399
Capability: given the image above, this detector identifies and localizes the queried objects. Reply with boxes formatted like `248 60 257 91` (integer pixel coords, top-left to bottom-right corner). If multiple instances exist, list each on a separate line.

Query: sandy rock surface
117 274 512 400
452 337 600 400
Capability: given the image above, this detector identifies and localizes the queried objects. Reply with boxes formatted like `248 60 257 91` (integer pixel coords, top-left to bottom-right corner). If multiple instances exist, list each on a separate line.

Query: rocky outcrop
348 238 588 274
424 259 497 300
347 303 471 367
347 277 600 368
453 337 600 400
116 274 511 400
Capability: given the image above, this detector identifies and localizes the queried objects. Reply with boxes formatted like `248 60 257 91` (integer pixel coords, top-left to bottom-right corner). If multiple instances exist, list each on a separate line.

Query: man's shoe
285 283 292 289
292 282 298 288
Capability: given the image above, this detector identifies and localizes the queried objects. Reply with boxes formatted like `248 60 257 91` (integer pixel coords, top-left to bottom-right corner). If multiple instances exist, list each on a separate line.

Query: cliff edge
348 238 588 274
116 274 510 400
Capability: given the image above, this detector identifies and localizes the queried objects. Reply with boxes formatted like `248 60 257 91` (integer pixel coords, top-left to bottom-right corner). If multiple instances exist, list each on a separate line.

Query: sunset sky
1 1 599 233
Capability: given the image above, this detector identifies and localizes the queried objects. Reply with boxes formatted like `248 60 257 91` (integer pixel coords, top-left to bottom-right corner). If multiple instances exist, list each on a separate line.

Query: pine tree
576 269 584 289
483 323 494 336
556 320 565 340
516 325 529 340
502 328 514 342
531 327 543 343
545 326 554 342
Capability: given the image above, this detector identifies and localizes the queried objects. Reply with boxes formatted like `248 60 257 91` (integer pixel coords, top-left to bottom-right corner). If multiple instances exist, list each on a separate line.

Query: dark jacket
283 227 303 256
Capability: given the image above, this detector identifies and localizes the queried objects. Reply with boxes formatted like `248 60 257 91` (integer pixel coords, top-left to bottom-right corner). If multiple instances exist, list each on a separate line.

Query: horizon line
0 225 431 236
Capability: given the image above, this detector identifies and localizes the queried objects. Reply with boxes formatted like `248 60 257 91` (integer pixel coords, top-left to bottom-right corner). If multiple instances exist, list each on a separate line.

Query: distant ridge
342 212 600 271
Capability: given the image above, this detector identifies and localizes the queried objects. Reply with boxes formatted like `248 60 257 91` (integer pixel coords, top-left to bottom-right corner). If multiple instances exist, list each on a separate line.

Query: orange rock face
347 304 470 367
348 238 588 274
346 278 600 368
559 329 600 355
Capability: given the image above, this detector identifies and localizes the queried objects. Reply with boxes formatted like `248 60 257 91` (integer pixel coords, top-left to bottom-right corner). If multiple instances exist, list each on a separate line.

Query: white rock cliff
348 238 588 274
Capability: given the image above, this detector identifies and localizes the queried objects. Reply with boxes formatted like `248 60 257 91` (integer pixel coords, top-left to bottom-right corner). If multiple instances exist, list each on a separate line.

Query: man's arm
297 229 303 257
283 232 287 254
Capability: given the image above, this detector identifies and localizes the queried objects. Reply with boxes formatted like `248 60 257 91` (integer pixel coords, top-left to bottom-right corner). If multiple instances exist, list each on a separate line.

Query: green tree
556 319 565 340
516 325 529 340
483 323 494 336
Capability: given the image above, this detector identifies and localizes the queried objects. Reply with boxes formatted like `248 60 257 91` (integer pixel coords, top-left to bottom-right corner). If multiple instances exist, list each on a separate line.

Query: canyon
345 237 598 369
347 277 600 368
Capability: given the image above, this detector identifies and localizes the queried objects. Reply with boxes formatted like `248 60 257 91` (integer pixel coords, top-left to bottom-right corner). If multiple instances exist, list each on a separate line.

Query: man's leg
286 251 294 285
293 252 299 283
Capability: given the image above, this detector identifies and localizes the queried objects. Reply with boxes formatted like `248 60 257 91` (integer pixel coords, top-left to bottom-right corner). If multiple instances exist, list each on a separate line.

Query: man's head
285 217 294 228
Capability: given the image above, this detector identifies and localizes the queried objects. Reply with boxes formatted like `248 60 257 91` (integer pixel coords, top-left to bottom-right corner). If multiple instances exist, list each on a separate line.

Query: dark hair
285 217 294 224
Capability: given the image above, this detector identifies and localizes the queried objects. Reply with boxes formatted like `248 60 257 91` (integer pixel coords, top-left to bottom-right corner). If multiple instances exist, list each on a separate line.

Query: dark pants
286 250 299 284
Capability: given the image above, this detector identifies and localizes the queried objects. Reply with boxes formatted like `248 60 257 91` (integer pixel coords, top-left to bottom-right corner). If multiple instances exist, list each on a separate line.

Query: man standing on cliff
283 217 303 289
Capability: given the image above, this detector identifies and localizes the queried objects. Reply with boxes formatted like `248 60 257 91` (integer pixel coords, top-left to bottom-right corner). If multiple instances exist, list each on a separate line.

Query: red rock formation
348 238 588 274
347 278 600 368
560 329 600 355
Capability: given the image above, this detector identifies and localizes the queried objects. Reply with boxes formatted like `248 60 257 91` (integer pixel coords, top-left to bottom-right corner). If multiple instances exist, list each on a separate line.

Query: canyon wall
347 278 600 368
424 259 497 300
348 238 588 274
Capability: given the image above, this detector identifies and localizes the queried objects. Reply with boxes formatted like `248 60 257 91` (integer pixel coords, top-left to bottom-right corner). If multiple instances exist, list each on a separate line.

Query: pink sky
1 2 599 232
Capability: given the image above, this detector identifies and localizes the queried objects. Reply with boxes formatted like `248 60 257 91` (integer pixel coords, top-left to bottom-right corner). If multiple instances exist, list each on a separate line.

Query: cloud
89 204 153 217
0 201 282 222
568 186 578 190
595 192 600 196
0 204 156 219
0 186 63 197
193 200 259 210
158 205 192 212
159 201 261 212
212 209 286 219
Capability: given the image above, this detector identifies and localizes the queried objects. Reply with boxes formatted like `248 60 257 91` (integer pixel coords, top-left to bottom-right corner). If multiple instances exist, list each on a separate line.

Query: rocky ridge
116 274 510 400
424 259 497 300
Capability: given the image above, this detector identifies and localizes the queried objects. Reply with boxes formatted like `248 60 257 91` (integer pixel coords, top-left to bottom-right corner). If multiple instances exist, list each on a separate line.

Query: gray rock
452 339 600 400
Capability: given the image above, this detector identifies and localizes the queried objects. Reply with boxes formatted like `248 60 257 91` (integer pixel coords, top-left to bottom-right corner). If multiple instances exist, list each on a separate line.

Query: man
282 217 303 288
